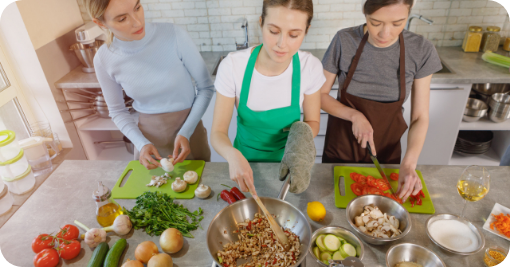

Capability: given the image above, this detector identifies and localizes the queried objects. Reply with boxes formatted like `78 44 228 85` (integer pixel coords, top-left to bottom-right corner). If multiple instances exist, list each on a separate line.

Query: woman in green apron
211 0 325 193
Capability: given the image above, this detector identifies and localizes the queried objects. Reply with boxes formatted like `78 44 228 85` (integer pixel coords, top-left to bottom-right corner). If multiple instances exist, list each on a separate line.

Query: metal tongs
328 257 364 267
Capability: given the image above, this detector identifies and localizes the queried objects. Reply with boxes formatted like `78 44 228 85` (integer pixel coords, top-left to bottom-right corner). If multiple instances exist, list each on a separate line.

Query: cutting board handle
116 168 134 188
334 176 351 204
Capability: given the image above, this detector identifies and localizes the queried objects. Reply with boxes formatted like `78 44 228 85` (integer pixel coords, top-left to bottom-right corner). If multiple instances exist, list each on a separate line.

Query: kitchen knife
366 143 396 197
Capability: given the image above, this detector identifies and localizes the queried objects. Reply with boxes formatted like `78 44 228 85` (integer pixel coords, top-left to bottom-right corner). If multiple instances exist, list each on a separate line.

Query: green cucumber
324 235 341 251
316 235 328 251
313 246 320 259
320 251 332 261
340 243 356 258
104 239 127 267
87 242 109 267
332 251 345 260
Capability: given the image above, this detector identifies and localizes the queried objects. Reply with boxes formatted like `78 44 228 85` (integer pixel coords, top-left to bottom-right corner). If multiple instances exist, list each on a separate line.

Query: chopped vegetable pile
490 213 510 238
122 191 204 237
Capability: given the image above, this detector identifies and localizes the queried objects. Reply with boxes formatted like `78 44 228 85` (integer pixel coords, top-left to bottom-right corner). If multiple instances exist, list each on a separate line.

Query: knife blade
366 143 396 196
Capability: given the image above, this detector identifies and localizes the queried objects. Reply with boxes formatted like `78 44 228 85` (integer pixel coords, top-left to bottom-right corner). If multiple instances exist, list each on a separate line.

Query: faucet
405 14 433 31
236 18 249 50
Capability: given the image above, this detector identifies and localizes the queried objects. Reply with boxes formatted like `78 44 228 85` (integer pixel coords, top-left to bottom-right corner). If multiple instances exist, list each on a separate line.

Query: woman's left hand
172 135 190 164
396 165 423 202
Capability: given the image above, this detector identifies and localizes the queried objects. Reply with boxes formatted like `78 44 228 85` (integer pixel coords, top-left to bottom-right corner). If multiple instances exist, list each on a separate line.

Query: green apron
233 44 301 162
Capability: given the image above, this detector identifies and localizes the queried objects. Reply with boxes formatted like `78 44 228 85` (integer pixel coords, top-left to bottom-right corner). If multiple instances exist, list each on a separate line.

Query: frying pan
207 176 311 267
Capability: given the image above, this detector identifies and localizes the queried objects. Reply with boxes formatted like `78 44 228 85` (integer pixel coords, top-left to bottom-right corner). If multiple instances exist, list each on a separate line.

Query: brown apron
322 32 408 164
134 108 211 161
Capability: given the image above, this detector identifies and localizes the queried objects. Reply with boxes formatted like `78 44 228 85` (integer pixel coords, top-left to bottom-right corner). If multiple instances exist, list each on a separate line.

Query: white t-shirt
214 47 326 111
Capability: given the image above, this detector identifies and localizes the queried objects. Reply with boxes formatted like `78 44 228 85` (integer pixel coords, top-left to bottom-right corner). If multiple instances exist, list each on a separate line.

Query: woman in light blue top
86 0 214 168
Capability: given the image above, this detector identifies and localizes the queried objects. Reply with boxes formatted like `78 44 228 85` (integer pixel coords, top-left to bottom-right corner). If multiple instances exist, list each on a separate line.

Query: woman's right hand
351 112 376 155
139 144 162 170
227 149 257 195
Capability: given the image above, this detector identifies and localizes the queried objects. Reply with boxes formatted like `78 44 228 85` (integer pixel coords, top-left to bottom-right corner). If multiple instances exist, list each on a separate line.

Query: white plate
483 203 510 242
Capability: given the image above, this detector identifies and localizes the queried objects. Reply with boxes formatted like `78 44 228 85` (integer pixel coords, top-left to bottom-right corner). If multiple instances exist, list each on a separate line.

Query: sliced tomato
374 180 390 191
357 175 367 185
367 176 376 187
390 173 399 181
350 183 364 196
366 186 384 195
350 172 357 182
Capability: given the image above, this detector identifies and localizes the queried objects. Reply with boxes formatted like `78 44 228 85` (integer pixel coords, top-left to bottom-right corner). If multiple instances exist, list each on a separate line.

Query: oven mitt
279 121 316 194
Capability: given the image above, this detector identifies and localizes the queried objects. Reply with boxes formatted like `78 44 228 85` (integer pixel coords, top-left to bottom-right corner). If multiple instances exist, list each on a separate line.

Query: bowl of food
346 195 411 245
484 246 507 267
386 243 446 267
309 226 364 266
425 213 485 255
463 98 488 122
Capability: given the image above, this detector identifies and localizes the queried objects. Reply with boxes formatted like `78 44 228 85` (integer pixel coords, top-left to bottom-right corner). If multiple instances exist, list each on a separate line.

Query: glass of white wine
457 165 490 218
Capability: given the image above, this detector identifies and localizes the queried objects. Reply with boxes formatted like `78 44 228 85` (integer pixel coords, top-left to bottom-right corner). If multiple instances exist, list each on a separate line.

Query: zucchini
87 242 109 267
104 239 127 267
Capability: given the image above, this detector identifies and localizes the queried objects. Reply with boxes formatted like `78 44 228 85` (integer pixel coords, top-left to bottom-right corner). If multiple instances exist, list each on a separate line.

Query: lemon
307 201 326 222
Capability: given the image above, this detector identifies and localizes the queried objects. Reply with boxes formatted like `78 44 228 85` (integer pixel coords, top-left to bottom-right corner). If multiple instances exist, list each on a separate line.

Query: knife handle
366 142 376 157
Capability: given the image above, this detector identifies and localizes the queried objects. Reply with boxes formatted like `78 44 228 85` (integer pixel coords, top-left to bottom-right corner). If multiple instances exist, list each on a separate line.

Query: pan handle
277 173 291 201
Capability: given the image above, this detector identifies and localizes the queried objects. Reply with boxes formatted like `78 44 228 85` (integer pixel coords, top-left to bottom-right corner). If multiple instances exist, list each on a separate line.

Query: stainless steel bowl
346 195 411 245
463 115 483 122
464 98 488 117
425 214 485 255
309 226 365 266
488 109 510 123
69 40 104 73
386 243 446 267
472 83 510 96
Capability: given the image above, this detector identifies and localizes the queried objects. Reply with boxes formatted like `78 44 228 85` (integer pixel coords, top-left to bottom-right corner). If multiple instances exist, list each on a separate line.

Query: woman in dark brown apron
320 0 442 201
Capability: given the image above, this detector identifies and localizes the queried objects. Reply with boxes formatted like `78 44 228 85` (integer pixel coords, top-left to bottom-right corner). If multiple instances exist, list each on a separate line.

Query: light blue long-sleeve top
93 22 215 151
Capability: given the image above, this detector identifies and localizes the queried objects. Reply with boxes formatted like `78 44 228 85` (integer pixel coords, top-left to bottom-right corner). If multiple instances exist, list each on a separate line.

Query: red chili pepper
219 190 236 204
273 258 277 264
258 218 262 223
247 221 252 231
262 244 267 247
410 197 415 207
419 190 425 198
265 262 268 267
230 187 246 200
416 196 422 206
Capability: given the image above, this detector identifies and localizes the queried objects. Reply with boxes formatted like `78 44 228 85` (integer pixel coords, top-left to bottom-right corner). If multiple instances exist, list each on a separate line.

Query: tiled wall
77 0 509 51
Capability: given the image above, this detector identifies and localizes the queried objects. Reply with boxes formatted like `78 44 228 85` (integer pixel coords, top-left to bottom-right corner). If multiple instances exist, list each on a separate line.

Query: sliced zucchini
332 251 345 260
313 246 320 259
320 251 332 261
316 235 328 251
340 243 357 258
324 234 341 251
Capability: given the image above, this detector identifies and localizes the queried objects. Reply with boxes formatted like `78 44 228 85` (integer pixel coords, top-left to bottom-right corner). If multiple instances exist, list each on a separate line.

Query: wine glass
457 165 490 218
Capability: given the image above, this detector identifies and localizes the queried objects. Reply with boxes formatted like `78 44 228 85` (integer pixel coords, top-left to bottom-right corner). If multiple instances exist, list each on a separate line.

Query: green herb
122 191 204 238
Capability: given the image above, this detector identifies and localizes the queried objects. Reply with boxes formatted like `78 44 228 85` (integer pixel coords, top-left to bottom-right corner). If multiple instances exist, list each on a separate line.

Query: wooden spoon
249 189 289 249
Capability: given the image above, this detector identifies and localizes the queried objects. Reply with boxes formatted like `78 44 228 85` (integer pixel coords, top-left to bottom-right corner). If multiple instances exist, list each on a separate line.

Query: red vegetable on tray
221 184 246 200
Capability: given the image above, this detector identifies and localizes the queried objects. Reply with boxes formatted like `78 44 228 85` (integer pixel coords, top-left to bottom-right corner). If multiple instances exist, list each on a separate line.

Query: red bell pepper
218 190 236 204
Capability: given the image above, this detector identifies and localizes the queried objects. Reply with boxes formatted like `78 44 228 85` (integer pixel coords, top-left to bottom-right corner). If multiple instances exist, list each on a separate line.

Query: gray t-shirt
322 25 442 103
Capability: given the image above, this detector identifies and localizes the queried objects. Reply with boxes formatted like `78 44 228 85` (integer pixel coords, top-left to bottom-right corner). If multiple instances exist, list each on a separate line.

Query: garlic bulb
104 215 132 235
171 178 187 193
161 158 174 173
194 184 211 199
183 171 198 184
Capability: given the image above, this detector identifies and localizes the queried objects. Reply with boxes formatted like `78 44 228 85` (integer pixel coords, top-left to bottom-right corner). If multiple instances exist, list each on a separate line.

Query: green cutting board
111 160 205 199
334 166 435 214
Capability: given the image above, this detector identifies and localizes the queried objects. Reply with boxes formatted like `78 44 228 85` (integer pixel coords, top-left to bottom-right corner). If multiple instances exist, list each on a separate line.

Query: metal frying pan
207 176 312 267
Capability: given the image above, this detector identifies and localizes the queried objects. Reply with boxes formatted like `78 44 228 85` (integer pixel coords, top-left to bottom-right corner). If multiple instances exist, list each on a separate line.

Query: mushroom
183 170 198 184
160 158 174 173
195 184 211 198
354 216 364 227
370 208 384 219
171 177 187 192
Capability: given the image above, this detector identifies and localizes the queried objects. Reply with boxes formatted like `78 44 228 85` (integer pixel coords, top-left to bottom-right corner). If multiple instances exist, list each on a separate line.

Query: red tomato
374 180 390 191
350 183 364 196
58 239 81 260
366 186 384 195
56 224 79 240
390 173 399 181
349 172 357 181
358 175 367 185
367 176 376 187
34 248 59 267
361 186 368 195
32 234 55 254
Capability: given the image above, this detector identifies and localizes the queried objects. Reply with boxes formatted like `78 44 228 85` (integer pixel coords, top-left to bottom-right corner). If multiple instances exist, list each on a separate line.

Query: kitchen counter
0 161 508 267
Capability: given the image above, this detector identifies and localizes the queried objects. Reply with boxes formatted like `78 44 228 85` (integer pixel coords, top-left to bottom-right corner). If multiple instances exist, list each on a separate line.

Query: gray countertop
54 46 510 89
0 160 508 267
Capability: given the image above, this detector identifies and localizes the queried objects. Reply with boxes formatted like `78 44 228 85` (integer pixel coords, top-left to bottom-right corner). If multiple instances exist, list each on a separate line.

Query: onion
160 228 183 254
148 253 173 267
135 241 159 264
121 259 144 267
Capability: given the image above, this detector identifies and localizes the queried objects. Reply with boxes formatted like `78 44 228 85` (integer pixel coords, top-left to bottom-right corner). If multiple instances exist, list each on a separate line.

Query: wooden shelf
96 146 134 161
79 112 139 131
449 148 501 166
459 117 510 131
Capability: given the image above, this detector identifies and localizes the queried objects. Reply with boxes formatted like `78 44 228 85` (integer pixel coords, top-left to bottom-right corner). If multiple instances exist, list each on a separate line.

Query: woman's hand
172 135 190 164
227 149 257 195
351 112 376 155
139 144 162 170
396 165 423 202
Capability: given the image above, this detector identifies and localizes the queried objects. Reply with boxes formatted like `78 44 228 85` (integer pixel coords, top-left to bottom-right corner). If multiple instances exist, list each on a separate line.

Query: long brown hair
261 0 314 33
363 0 414 15
83 0 114 45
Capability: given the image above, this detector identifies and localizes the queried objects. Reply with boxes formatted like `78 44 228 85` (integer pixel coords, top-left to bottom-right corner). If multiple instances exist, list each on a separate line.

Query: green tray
334 166 435 214
111 160 205 199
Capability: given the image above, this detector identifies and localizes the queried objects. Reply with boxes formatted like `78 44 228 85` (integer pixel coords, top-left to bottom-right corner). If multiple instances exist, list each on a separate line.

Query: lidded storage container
462 26 483 52
0 180 14 216
481 26 501 52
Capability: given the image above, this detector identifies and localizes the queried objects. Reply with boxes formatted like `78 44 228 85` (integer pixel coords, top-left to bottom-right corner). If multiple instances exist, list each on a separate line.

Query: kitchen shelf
449 148 500 166
79 112 139 131
459 117 510 131
97 146 134 161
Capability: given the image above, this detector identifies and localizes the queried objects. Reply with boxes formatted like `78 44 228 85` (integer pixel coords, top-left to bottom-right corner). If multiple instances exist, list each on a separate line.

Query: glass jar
93 181 122 227
504 37 510 52
484 246 507 267
481 26 501 52
463 26 483 52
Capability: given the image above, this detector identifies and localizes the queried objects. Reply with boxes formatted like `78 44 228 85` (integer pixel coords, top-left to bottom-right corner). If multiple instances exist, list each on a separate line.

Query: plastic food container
0 130 22 162
2 165 35 195
0 149 30 179
18 136 53 173
484 246 507 266
0 180 14 216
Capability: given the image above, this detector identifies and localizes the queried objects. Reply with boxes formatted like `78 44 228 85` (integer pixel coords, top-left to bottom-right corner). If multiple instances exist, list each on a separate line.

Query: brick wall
77 0 509 51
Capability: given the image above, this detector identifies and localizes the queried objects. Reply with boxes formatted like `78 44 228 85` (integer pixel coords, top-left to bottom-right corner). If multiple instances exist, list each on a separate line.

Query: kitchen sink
436 61 452 74
212 55 227 76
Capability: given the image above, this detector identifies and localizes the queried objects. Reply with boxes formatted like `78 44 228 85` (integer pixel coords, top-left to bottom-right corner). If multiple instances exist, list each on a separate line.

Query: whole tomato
58 239 81 260
56 224 79 240
32 234 55 253
33 248 59 267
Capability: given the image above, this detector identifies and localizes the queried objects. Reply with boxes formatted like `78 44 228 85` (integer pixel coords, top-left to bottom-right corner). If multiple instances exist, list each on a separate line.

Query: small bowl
346 195 411 245
386 243 446 267
484 246 508 267
464 98 488 117
309 226 365 266
425 214 485 255
463 114 484 122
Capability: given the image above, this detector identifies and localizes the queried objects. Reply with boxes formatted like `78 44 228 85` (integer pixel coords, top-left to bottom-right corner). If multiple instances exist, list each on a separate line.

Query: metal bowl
464 98 488 117
346 195 411 245
386 243 446 267
425 214 485 255
488 109 510 123
463 115 483 122
309 226 365 266
472 83 510 96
